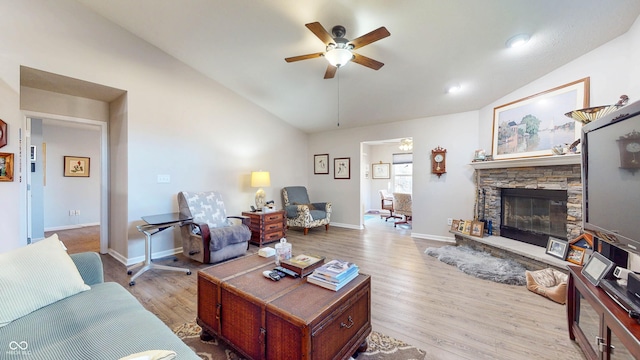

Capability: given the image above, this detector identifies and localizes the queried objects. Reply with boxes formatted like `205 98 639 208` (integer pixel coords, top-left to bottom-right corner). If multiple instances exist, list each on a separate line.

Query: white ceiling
73 0 640 134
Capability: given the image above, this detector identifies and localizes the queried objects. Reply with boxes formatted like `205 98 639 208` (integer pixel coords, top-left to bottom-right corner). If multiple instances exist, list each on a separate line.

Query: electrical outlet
157 174 171 183
75 210 80 216
447 218 453 225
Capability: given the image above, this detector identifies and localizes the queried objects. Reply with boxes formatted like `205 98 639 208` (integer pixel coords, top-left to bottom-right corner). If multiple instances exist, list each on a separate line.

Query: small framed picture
462 220 472 235
566 245 587 265
451 219 460 231
64 156 90 177
334 157 350 179
0 152 14 182
545 237 569 260
470 221 484 237
457 220 466 232
30 145 37 162
372 163 390 179
473 149 486 161
314 154 329 174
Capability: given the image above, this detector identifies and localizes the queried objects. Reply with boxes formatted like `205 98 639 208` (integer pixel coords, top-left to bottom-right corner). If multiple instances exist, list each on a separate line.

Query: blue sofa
0 251 199 359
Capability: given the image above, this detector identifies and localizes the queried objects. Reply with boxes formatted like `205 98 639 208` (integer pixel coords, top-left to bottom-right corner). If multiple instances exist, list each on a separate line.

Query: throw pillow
0 234 90 328
119 350 176 360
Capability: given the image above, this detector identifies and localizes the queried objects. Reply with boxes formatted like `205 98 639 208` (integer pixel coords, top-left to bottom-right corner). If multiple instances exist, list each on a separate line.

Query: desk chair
379 190 400 221
392 192 412 227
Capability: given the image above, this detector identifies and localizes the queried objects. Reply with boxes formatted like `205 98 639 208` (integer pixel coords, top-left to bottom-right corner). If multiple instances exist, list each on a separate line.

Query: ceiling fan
285 22 390 79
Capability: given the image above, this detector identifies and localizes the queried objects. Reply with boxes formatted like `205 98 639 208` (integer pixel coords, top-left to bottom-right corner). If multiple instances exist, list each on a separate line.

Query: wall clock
0 119 6 149
617 130 640 174
431 146 447 177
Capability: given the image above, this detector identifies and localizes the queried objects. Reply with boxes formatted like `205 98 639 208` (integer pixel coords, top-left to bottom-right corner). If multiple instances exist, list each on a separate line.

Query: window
392 153 412 194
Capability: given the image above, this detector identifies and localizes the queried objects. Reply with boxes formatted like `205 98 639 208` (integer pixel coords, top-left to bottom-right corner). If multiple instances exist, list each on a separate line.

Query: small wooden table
197 254 371 360
242 210 286 246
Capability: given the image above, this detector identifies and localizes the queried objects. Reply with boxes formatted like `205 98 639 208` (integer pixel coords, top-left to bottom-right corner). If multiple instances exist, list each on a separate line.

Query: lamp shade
251 171 271 188
325 48 353 68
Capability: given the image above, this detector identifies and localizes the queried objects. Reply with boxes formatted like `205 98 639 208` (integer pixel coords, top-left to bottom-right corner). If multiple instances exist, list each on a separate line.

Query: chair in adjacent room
379 189 400 222
392 192 412 227
282 186 331 235
177 191 251 264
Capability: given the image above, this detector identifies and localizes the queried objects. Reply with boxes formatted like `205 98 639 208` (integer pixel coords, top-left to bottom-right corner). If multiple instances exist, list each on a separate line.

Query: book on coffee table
281 254 325 277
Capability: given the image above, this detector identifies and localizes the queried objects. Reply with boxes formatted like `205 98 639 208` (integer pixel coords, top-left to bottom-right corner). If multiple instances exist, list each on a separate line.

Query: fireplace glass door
501 188 567 247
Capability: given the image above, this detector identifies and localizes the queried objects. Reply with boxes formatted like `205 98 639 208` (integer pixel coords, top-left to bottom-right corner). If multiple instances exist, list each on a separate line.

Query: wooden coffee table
197 254 371 360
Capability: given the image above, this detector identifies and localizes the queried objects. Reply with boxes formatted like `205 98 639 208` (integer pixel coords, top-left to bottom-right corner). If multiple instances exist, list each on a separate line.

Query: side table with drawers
241 210 286 246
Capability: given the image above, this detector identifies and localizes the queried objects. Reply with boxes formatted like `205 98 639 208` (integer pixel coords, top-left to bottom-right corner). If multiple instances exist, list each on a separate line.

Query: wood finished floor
53 219 585 360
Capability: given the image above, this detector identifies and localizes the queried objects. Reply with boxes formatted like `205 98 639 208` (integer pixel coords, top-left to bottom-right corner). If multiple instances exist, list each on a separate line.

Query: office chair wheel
127 270 132 275
129 281 135 286
186 271 192 275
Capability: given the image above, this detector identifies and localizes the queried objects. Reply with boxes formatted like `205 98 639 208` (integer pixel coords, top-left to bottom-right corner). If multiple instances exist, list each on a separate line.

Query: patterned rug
174 321 426 360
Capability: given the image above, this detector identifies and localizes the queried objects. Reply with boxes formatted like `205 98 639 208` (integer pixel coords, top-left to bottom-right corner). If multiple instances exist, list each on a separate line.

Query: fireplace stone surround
471 154 583 243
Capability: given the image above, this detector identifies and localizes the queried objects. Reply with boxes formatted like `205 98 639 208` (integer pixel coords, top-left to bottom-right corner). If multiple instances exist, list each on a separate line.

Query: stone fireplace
472 155 582 246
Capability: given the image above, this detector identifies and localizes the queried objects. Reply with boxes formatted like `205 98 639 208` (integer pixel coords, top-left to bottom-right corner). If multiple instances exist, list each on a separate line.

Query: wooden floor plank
55 219 585 359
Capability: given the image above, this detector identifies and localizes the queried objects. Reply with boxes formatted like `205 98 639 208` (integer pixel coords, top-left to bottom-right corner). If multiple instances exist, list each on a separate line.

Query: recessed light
506 34 530 48
447 84 461 94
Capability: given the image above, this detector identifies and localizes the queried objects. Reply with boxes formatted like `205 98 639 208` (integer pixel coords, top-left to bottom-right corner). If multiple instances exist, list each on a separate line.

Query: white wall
42 123 101 230
0 0 308 259
309 111 479 241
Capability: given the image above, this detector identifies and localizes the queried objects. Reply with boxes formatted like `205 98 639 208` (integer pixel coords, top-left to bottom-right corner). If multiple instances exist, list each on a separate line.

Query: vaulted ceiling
73 0 640 133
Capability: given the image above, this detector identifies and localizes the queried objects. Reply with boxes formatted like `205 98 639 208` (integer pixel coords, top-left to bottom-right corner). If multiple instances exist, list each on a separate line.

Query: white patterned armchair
392 192 412 227
177 191 251 263
282 186 331 235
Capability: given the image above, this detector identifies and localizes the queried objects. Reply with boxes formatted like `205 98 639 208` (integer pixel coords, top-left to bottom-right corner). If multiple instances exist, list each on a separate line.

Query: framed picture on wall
0 152 14 182
314 154 329 174
492 77 589 160
64 156 90 177
372 162 390 179
334 157 350 179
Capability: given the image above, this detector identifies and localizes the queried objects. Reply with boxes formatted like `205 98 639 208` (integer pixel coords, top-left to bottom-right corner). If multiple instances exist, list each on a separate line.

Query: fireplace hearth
500 188 567 247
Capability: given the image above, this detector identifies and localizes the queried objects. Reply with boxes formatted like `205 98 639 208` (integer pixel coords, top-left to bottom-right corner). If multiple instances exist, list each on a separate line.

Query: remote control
275 266 298 278
262 270 281 281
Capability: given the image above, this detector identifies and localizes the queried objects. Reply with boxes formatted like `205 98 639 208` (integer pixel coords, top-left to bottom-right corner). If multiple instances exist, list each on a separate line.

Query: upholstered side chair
281 186 331 235
392 192 412 227
177 191 251 264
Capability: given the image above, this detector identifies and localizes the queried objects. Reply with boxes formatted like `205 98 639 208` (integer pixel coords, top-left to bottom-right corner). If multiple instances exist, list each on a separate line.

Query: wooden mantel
469 153 581 170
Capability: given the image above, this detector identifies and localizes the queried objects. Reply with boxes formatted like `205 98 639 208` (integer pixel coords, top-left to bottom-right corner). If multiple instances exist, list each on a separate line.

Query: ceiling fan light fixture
325 48 353 67
399 138 413 151
506 33 530 48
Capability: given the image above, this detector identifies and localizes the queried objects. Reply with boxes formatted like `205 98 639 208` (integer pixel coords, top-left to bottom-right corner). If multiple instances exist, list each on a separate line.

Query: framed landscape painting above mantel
491 77 589 160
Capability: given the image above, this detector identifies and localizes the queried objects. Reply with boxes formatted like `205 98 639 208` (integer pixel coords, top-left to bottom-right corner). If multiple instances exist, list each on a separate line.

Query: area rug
173 320 426 360
425 245 527 285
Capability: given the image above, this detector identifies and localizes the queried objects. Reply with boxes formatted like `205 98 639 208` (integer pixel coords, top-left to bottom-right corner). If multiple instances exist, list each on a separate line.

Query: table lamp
251 171 271 209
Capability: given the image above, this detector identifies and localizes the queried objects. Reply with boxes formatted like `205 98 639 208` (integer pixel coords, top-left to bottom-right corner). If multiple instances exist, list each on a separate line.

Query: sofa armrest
181 221 212 263
311 202 332 213
70 252 104 285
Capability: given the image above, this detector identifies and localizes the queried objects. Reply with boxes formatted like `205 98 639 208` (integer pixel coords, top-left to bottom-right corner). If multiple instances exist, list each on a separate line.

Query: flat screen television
581 99 640 259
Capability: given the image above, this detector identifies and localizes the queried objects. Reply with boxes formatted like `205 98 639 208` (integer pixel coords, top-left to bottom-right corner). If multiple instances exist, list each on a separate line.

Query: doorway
26 114 108 253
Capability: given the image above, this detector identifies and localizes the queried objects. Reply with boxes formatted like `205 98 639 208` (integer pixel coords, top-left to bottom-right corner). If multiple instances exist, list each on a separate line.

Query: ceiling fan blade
348 27 390 50
285 52 325 63
352 53 384 70
324 65 337 79
305 22 334 45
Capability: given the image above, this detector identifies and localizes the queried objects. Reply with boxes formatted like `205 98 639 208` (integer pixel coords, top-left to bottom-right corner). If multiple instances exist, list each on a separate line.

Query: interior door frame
24 111 109 254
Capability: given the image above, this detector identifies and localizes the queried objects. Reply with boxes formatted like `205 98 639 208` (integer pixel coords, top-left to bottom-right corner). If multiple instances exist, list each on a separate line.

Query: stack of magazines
307 259 359 291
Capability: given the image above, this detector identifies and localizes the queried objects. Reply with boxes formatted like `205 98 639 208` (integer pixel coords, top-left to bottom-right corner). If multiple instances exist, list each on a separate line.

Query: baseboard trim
45 222 100 232
411 233 456 243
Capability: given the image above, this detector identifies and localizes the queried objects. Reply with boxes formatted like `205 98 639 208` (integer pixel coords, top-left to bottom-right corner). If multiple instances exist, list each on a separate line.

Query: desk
127 212 193 286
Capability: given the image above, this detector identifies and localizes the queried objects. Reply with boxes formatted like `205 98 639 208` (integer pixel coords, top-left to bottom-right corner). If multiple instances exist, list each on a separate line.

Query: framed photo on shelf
470 221 484 237
372 162 390 179
545 237 569 260
462 220 472 235
0 152 14 182
566 245 587 265
492 77 589 160
457 220 466 232
64 156 90 177
314 154 329 174
334 157 350 179
451 219 460 231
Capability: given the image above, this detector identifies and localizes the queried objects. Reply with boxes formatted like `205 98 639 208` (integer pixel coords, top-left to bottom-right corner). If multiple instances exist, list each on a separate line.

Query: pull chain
337 70 340 127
